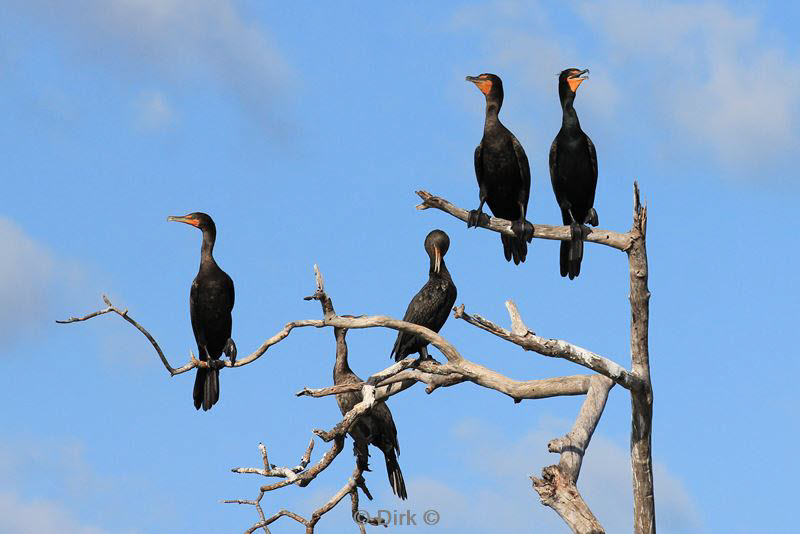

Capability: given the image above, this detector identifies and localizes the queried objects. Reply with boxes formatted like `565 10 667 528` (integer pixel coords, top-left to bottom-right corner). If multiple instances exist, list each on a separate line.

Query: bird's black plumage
549 68 599 279
466 73 533 264
168 212 236 411
390 230 457 362
334 328 407 499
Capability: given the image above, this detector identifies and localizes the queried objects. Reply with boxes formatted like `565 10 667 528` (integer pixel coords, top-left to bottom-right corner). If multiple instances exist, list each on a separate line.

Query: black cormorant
168 212 236 411
549 68 599 279
466 73 533 264
390 230 457 362
334 329 407 499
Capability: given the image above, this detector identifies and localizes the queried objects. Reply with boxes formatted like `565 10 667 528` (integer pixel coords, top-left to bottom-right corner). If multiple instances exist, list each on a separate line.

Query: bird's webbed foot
585 208 599 227
224 338 237 365
511 218 534 243
467 209 490 228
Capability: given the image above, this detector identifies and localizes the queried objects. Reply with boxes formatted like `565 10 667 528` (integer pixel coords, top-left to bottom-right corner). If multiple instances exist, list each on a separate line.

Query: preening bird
334 329 407 499
168 212 236 411
390 230 457 362
466 73 533 264
549 68 599 279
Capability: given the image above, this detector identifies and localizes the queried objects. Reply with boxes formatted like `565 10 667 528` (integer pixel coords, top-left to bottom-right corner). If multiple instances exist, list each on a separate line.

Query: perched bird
390 230 457 362
466 73 533 264
549 68 599 279
334 328 407 499
168 212 236 411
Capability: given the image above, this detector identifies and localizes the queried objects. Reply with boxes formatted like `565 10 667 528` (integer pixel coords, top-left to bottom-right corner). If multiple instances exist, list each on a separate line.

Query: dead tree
58 182 654 534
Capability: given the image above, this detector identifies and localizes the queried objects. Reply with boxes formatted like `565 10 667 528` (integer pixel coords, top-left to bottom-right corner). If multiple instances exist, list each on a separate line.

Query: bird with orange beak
549 68 599 279
167 212 236 410
465 73 533 265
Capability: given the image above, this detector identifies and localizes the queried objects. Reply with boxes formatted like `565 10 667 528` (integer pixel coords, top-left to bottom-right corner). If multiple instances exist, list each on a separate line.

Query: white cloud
0 218 55 346
8 0 292 133
579 0 800 166
0 439 140 534
134 90 174 130
440 417 701 533
0 492 113 534
0 217 89 349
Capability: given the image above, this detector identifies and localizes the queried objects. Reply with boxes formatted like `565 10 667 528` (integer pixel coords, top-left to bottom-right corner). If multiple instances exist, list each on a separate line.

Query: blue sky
2 1 798 532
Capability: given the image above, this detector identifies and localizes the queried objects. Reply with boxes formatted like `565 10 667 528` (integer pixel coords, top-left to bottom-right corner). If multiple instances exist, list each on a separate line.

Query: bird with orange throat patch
465 73 534 265
167 212 236 411
549 68 599 279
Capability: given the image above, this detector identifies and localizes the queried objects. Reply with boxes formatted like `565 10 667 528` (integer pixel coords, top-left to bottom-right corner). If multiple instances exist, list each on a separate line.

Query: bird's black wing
586 134 599 208
371 401 407 499
586 135 598 179
223 269 235 311
548 137 560 204
390 282 439 360
474 144 484 190
511 136 531 211
372 402 400 454
189 278 206 355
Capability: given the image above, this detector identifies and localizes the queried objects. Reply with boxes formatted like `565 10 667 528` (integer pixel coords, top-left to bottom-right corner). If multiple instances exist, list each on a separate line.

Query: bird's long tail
193 367 220 411
384 449 407 500
559 224 584 279
501 234 527 265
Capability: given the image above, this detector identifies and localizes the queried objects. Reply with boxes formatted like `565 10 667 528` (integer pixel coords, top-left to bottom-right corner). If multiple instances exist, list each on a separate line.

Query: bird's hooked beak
567 69 589 92
167 215 199 227
466 75 492 96
433 245 442 274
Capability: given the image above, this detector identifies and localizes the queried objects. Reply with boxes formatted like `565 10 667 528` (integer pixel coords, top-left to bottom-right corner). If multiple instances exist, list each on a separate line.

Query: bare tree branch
550 376 614 482
531 375 613 534
532 466 605 534
628 182 655 534
56 295 320 376
415 190 633 251
453 302 645 391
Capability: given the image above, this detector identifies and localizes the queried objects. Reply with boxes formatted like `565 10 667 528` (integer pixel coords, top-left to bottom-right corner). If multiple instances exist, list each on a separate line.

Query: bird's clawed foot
467 209 490 228
570 222 583 243
413 346 440 366
511 219 534 243
224 338 237 365
585 208 599 227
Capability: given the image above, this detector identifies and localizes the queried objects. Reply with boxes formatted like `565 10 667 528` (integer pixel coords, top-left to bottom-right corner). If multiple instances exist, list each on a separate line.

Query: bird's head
167 212 216 233
466 73 504 105
424 229 451 274
558 68 589 99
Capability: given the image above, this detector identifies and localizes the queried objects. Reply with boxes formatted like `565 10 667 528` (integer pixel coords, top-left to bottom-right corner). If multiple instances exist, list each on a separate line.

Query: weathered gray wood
455 302 645 391
531 375 612 534
416 190 633 251
628 183 656 534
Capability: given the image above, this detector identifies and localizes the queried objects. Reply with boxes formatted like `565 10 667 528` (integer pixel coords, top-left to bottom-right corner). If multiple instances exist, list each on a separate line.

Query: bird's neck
333 332 353 381
561 96 581 131
484 102 501 130
429 260 452 280
200 229 216 266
